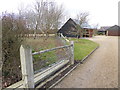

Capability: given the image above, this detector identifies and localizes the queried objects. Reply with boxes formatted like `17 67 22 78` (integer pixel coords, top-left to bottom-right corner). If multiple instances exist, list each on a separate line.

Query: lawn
24 37 57 51
24 37 65 71
69 38 99 60
24 37 99 71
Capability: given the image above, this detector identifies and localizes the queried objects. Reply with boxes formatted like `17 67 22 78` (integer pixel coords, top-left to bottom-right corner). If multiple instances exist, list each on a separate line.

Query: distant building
97 26 111 35
57 18 95 38
106 25 120 36
82 27 95 37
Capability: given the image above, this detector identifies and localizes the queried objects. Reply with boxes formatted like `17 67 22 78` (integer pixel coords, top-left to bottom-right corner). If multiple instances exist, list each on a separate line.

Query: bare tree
76 12 89 26
17 0 64 39
24 10 36 30
34 0 64 37
33 0 45 37
76 12 89 38
41 1 64 37
92 24 99 36
22 0 64 39
17 1 44 38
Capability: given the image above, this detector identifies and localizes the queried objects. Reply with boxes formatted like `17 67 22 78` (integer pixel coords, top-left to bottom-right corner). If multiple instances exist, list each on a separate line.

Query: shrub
2 13 25 88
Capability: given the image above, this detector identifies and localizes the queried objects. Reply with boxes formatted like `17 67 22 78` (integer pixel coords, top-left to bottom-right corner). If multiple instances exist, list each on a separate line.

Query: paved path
55 36 118 88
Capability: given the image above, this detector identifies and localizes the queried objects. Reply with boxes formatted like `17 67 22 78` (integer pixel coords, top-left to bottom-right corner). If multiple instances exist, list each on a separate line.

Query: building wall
89 29 94 37
108 30 120 36
83 29 94 37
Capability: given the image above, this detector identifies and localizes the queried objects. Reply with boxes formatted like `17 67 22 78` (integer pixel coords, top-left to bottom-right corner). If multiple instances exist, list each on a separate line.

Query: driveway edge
50 46 99 88
80 46 99 63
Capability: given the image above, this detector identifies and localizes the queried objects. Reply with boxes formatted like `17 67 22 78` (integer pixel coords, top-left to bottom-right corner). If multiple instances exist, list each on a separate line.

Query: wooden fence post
70 41 74 65
20 45 34 88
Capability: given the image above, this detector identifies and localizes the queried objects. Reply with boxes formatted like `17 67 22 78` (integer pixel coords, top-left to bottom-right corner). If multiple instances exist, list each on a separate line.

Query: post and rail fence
7 41 74 88
59 33 70 43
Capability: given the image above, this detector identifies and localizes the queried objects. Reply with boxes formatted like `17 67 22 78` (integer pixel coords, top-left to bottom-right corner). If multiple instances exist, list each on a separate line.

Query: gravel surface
54 36 118 88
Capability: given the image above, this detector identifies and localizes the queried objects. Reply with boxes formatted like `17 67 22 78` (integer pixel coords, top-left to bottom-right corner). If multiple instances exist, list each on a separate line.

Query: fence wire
33 45 72 74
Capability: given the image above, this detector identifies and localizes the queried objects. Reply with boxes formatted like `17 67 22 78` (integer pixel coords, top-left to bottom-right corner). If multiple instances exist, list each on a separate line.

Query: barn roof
106 25 120 31
57 18 93 33
57 18 95 37
57 18 78 33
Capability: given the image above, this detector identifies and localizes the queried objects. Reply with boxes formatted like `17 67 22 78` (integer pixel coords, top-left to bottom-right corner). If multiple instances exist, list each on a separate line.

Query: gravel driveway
54 36 118 88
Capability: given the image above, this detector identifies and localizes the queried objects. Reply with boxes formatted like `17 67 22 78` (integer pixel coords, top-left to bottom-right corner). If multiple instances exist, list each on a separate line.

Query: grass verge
69 38 99 60
24 37 99 70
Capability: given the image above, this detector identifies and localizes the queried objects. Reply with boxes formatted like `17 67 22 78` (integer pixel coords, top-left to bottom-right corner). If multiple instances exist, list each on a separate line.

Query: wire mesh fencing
32 45 72 74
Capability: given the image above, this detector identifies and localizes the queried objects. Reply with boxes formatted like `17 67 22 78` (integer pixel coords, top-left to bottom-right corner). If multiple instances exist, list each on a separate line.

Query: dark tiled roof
106 25 120 31
98 26 111 31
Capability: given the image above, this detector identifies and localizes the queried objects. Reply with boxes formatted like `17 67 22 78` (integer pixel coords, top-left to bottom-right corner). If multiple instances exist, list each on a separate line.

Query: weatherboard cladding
57 18 78 37
57 18 95 37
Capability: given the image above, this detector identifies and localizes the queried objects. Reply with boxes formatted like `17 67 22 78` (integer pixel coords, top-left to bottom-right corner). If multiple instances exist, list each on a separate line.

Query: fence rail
7 41 74 88
18 34 56 37
32 44 72 55
60 33 70 43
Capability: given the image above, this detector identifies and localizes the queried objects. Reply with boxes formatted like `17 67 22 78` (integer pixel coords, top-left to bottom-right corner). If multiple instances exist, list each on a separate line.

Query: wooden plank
36 65 70 88
5 81 23 88
7 60 69 89
70 41 74 65
20 45 34 88
60 33 70 42
32 45 71 55
34 60 69 85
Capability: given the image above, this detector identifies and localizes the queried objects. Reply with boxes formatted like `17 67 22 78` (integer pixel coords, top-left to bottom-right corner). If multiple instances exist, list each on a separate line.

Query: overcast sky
0 0 119 28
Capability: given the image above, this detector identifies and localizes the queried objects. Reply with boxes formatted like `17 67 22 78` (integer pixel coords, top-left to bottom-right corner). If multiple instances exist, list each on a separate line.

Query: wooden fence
60 33 70 43
18 34 56 38
7 41 74 88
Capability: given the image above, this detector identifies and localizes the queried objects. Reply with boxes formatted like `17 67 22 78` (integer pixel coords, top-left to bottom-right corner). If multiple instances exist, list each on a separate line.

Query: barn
57 18 78 37
57 18 95 38
106 25 120 36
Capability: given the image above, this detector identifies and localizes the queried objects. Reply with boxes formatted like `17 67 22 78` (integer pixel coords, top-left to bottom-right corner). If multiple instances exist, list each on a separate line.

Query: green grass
24 37 62 70
25 37 58 65
24 37 56 51
24 37 99 70
33 50 57 70
69 38 99 60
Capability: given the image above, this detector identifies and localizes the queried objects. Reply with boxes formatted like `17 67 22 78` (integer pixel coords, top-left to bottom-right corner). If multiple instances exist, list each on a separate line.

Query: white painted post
20 45 34 88
106 31 108 36
70 41 74 65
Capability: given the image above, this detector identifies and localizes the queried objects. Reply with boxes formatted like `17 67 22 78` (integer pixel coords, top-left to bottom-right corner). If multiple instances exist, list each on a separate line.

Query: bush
2 13 25 88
